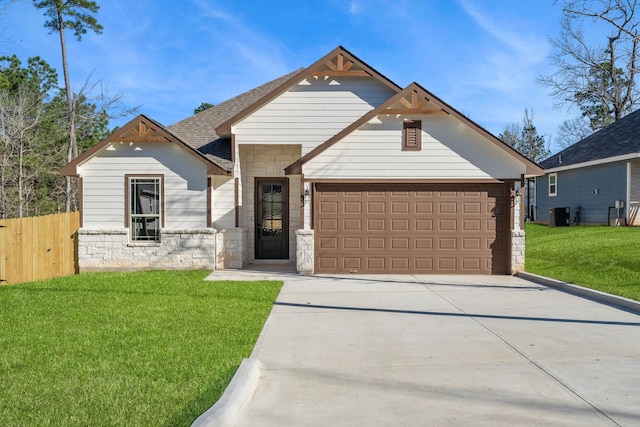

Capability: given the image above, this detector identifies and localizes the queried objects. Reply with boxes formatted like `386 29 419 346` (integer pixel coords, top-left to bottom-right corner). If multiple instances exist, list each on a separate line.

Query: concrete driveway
202 271 640 426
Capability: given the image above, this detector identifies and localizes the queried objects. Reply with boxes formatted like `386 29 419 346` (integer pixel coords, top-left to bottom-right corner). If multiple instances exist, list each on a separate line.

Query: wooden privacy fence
0 212 79 285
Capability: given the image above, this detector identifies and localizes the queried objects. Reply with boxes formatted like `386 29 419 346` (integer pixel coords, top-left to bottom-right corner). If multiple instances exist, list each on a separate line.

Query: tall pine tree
32 0 103 212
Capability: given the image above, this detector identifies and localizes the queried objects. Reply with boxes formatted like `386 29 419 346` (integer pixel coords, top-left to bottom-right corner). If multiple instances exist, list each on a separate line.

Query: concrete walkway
203 271 640 426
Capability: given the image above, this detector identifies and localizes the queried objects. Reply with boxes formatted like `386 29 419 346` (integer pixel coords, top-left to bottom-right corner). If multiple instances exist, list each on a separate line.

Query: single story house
536 108 640 226
61 46 542 275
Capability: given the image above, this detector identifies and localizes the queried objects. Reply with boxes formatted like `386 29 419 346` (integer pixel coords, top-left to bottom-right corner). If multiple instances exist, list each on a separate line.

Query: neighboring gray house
536 108 640 225
61 46 542 275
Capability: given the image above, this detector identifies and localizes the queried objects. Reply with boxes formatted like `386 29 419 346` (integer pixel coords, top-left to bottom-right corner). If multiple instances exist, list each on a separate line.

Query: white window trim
548 173 557 197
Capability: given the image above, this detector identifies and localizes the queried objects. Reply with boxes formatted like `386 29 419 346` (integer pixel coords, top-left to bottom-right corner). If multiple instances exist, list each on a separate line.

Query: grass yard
0 270 282 426
526 223 640 301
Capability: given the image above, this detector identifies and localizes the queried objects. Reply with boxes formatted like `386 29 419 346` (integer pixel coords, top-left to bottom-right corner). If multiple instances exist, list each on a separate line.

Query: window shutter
403 120 421 151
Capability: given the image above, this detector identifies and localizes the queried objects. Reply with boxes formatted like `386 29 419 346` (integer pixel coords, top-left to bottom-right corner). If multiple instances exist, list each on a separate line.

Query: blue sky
1 0 570 152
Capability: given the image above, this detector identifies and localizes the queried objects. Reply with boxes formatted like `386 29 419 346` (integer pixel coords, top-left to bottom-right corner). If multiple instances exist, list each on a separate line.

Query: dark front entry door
256 179 288 259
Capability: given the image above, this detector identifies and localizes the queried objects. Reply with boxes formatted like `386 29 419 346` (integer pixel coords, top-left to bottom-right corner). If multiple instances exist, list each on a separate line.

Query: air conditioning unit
548 207 570 226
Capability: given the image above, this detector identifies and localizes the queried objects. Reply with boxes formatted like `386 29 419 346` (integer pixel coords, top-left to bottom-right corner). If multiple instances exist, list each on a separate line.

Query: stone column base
295 229 314 274
216 228 248 269
511 229 525 274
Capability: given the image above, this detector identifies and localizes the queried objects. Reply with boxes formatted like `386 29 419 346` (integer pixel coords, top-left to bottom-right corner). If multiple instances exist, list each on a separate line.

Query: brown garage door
314 183 510 274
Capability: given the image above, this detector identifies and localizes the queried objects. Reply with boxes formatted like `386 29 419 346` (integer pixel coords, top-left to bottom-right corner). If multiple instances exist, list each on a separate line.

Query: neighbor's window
403 120 422 151
128 176 163 242
548 173 557 197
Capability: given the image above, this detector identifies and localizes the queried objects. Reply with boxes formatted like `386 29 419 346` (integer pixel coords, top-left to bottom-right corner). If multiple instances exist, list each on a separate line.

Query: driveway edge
191 357 262 427
518 271 640 314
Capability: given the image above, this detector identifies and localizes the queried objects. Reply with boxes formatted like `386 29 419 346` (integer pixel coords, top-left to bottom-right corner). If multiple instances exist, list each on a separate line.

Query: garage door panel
439 219 457 231
462 238 481 250
343 219 362 231
415 202 433 214
463 202 481 214
320 201 338 213
438 238 457 250
391 219 409 231
342 258 361 269
368 219 385 230
439 202 457 214
415 219 433 231
415 238 433 249
438 258 457 270
319 258 338 270
315 183 509 274
392 202 410 213
462 258 481 270
463 219 481 231
414 258 434 270
343 201 362 214
319 218 338 230
367 258 386 270
319 237 338 249
367 201 385 213
367 237 386 250
391 258 409 270
343 237 361 249
391 237 409 249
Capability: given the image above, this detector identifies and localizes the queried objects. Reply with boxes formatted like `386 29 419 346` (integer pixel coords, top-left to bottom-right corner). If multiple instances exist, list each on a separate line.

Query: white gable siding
79 142 208 229
233 77 396 155
212 175 235 229
302 116 525 179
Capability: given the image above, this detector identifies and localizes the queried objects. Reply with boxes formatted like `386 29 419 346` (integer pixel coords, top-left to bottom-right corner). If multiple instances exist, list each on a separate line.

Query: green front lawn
0 271 282 426
526 223 640 301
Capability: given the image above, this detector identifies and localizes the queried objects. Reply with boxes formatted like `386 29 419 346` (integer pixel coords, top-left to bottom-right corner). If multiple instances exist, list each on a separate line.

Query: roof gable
285 83 543 176
540 108 640 169
60 114 230 176
215 46 402 136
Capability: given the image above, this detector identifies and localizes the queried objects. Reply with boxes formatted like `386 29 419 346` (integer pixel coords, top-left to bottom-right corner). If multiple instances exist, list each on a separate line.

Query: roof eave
544 152 640 173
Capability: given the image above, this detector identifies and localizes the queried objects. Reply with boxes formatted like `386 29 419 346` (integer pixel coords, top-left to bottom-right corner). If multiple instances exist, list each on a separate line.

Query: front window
549 173 557 197
129 176 162 242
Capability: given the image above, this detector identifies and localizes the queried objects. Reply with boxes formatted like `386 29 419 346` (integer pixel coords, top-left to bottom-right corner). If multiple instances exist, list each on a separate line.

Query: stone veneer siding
239 145 302 262
216 228 249 269
295 229 314 274
511 229 525 273
78 228 216 271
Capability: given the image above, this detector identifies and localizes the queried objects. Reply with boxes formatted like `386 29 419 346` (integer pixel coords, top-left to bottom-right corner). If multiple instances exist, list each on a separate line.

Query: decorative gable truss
114 121 170 143
384 89 448 116
309 53 371 77
285 82 543 176
60 114 230 176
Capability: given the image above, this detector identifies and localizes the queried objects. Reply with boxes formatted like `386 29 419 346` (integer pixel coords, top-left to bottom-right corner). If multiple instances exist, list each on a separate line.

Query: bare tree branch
541 0 640 130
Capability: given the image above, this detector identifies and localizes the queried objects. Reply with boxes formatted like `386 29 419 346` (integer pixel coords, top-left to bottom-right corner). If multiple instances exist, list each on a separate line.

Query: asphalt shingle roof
540 108 640 169
167 69 303 172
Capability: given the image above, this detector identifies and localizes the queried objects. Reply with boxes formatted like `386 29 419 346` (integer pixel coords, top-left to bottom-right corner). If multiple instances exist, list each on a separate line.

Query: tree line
0 1 135 219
